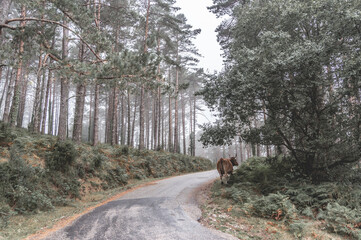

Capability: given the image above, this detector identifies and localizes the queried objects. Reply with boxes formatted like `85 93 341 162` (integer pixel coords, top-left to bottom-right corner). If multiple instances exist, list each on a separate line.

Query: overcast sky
175 0 224 73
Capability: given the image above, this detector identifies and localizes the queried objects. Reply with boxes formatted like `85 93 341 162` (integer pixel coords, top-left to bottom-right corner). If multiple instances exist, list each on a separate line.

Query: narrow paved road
43 170 236 240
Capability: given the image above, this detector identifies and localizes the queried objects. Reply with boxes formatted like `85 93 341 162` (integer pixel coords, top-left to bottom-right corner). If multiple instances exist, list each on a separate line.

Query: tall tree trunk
87 86 93 142
31 53 44 132
2 68 14 123
41 65 53 133
139 85 145 149
168 93 173 152
120 94 125 145
173 69 179 153
57 15 69 140
131 95 138 147
139 0 151 150
8 6 26 127
146 93 150 149
72 43 86 142
105 91 113 143
17 63 29 128
111 85 119 145
36 68 46 131
157 88 161 149
192 95 196 156
0 66 11 113
72 83 86 142
49 76 57 135
161 96 165 149
181 93 186 155
92 83 100 146
127 90 131 146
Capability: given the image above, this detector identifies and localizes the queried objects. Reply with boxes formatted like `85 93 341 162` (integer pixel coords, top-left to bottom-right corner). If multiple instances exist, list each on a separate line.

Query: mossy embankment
202 157 361 239
0 122 213 239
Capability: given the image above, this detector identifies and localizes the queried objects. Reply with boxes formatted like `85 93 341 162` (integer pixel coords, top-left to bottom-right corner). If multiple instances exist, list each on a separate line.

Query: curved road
43 170 236 240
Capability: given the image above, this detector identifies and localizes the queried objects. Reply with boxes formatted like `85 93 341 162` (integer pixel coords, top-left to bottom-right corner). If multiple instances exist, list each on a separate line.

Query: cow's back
217 158 233 175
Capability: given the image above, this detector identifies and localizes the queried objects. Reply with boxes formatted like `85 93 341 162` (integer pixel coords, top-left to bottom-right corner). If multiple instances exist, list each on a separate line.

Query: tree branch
5 17 102 61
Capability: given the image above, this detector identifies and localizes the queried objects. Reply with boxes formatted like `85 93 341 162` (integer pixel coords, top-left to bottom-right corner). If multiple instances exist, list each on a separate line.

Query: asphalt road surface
43 170 236 240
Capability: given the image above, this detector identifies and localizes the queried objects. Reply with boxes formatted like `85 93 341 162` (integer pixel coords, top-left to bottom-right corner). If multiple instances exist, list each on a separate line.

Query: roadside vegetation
0 122 213 239
203 157 361 239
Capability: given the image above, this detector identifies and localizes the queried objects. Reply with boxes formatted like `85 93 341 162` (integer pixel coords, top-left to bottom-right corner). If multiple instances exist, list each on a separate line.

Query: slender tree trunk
3 68 14 123
193 95 196 156
173 68 179 153
168 93 173 152
87 86 93 142
131 95 138 147
152 93 156 149
36 68 46 131
157 88 161 149
105 91 112 143
17 64 29 128
146 93 150 149
57 15 69 140
181 93 186 155
41 66 52 133
127 90 131 146
119 92 126 145
72 43 86 142
111 85 119 145
138 0 151 150
49 76 57 135
0 66 11 113
72 83 86 142
161 96 164 149
9 6 26 127
120 94 125 145
92 83 100 146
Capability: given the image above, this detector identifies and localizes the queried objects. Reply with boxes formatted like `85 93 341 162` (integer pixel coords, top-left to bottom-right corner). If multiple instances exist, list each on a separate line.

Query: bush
323 203 361 239
220 157 361 238
248 193 297 222
46 140 77 172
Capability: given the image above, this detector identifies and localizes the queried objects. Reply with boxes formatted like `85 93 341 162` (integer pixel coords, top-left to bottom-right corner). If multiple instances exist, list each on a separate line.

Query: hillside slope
0 122 213 237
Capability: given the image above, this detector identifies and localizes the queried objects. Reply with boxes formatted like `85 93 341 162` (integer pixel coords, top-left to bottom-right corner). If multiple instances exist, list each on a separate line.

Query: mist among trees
0 0 209 156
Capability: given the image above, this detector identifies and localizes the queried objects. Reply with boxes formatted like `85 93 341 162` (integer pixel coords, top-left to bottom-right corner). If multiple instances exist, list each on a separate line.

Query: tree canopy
200 0 361 179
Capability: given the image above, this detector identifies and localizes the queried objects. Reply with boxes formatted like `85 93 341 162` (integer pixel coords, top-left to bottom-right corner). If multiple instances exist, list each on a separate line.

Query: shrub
323 203 361 239
46 140 77 172
92 153 107 169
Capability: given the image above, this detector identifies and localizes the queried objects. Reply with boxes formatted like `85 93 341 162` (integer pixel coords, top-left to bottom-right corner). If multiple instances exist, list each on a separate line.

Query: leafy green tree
201 0 361 180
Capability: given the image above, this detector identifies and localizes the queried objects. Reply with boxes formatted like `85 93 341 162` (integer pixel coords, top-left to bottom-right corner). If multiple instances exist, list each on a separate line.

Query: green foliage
0 122 16 143
323 203 361 239
202 0 361 179
220 157 361 238
46 140 77 172
102 166 128 189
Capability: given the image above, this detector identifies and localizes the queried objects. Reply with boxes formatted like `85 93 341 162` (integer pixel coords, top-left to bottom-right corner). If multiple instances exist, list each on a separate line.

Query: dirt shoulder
196 181 343 240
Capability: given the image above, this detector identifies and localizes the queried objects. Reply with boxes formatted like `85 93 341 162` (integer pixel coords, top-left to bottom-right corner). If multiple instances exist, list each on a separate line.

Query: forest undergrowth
204 157 361 239
0 122 213 238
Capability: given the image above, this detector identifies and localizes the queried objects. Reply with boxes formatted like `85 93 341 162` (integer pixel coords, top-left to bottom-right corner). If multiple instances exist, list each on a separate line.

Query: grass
201 181 343 240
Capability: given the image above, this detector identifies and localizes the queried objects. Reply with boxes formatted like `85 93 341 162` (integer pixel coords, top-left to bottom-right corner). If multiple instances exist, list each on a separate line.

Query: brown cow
216 157 238 184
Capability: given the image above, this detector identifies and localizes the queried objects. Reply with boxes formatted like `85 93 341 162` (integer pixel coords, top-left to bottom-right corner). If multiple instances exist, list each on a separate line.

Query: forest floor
198 181 344 240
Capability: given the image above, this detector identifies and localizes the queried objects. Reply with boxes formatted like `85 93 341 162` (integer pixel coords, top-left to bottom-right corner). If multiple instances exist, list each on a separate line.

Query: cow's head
230 157 239 166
